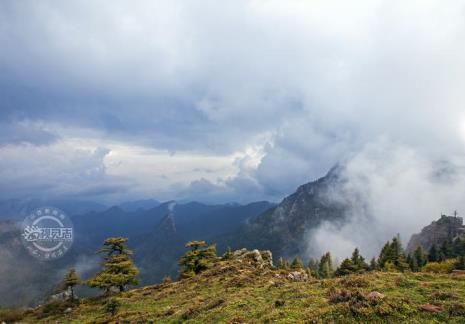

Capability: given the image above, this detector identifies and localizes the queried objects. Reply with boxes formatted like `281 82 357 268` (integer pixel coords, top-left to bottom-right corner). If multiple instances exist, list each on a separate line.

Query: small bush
275 299 285 307
40 300 68 317
328 287 365 304
447 303 465 317
340 276 369 288
0 308 25 322
422 260 455 274
104 298 121 316
429 291 457 301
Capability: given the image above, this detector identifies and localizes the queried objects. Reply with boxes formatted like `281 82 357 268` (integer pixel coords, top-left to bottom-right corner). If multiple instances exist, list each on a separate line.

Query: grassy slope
20 258 465 323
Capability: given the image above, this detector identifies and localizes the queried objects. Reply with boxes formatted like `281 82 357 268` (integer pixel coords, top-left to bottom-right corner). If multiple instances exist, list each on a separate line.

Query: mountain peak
407 214 465 253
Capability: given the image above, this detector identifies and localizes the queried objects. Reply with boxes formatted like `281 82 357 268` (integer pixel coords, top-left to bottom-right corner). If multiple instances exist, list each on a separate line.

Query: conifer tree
452 237 465 256
277 257 288 269
428 244 440 262
378 237 408 272
413 246 427 269
440 240 453 259
318 252 334 278
59 267 80 300
307 258 319 276
369 257 378 271
178 240 217 279
290 256 304 269
378 241 391 269
221 246 233 260
87 237 139 293
335 258 356 276
350 247 368 271
408 253 419 272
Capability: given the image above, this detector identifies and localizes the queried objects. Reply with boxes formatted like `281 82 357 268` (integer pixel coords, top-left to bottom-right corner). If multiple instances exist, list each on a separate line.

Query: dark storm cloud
1 0 465 204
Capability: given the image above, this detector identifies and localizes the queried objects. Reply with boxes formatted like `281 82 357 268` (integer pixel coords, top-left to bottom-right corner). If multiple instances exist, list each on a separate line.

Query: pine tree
369 257 378 271
378 237 408 272
318 252 334 278
378 241 391 269
428 244 440 262
408 253 419 272
290 256 304 269
87 237 139 293
277 257 288 269
390 236 409 272
440 240 453 259
413 246 427 269
178 240 217 279
335 258 356 276
59 267 80 300
350 247 368 271
221 246 233 260
307 258 319 276
452 237 465 256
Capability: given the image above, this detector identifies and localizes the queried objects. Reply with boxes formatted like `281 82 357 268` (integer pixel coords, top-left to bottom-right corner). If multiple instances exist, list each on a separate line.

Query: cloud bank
0 0 465 207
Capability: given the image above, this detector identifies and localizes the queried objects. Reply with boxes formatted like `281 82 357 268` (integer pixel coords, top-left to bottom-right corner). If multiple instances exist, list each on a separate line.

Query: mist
306 138 465 262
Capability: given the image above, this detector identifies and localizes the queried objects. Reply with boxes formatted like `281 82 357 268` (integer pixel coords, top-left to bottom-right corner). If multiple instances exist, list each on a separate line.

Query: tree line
55 235 465 301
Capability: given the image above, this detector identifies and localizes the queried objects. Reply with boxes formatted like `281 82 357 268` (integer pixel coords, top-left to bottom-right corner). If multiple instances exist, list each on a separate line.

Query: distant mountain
134 200 274 283
118 199 160 212
0 200 274 306
406 214 465 254
223 166 350 258
0 198 107 221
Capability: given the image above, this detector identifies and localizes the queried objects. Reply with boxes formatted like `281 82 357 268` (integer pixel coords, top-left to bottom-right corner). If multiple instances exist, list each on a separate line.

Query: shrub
447 303 465 317
41 300 70 317
422 259 456 274
104 298 121 316
0 308 25 322
340 275 370 288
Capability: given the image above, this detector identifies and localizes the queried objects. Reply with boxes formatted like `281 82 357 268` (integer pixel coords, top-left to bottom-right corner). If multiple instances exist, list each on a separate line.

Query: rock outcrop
231 248 274 269
407 215 465 254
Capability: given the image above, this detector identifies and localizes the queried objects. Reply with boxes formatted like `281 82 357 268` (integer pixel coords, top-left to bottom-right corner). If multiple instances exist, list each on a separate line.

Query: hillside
0 201 273 307
13 249 465 324
228 166 349 257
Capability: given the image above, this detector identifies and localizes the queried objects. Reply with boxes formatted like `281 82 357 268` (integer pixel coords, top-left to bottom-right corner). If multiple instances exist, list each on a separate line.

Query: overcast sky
1 0 465 204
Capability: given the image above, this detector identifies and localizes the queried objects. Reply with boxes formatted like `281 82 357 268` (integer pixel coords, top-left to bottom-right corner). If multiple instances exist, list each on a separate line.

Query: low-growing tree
59 267 80 300
221 246 233 260
87 237 139 293
162 275 173 284
178 240 217 279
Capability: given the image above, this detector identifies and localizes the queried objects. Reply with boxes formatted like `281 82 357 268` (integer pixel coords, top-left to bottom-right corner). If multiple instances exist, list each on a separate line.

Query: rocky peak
406 214 465 253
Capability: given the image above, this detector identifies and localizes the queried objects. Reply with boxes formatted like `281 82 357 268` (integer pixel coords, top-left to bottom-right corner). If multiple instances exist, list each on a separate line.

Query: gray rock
287 271 308 282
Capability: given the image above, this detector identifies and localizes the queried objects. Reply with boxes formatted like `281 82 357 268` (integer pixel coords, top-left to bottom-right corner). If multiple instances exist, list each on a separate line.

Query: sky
1 0 465 206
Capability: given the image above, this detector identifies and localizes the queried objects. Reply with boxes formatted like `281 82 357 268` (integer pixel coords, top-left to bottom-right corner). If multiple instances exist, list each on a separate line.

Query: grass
9 255 465 323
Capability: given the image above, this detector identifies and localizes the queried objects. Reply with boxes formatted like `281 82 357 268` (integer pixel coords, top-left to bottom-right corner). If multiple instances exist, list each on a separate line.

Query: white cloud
1 0 465 204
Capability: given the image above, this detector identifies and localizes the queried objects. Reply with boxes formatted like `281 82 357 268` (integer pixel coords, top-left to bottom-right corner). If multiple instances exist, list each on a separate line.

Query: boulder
419 304 442 313
287 271 308 282
232 249 273 269
367 291 385 301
